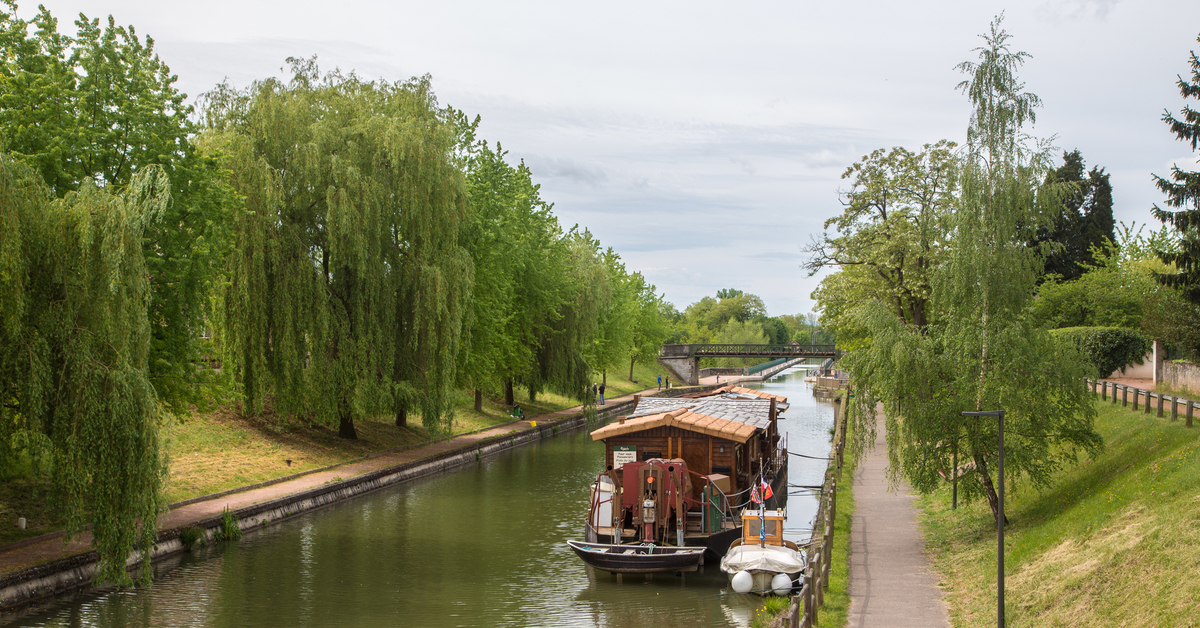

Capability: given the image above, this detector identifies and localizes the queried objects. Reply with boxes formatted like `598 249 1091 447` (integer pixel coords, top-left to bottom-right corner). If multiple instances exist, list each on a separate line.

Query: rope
790 451 833 460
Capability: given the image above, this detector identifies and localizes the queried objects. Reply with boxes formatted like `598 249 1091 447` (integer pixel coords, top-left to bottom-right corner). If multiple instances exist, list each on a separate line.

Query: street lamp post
963 409 1005 628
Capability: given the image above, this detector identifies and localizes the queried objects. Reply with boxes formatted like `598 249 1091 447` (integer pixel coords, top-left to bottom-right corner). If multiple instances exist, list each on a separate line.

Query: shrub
179 526 207 551
1051 327 1151 377
213 507 242 541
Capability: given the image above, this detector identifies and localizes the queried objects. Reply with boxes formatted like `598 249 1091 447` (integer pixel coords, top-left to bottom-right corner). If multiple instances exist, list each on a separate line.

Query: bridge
657 344 839 385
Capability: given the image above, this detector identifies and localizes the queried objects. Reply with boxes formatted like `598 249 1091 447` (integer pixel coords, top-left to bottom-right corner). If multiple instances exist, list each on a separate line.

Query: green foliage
1033 150 1115 282
214 507 241 541
1151 33 1200 306
179 526 206 551
0 2 233 412
847 16 1101 528
806 141 958 331
1051 327 1150 378
712 319 768 367
0 154 166 586
208 58 471 437
749 595 790 628
1030 244 1145 329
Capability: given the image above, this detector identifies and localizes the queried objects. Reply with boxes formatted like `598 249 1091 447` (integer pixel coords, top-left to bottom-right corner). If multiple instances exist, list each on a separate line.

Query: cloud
523 155 609 187
1038 0 1121 21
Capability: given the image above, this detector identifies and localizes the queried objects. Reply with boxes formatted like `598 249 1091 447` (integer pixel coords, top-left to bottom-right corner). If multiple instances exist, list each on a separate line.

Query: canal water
8 367 835 628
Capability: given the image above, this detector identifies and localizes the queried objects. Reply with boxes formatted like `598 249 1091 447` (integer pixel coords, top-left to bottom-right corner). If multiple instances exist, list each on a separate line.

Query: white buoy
771 572 792 596
731 570 753 594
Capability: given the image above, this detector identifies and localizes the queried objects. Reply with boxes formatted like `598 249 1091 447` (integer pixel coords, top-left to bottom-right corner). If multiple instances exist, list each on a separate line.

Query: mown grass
1 362 665 544
817 421 856 628
917 399 1200 627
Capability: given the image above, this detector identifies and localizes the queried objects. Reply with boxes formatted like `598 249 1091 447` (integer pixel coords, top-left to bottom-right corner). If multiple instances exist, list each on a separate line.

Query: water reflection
6 367 831 628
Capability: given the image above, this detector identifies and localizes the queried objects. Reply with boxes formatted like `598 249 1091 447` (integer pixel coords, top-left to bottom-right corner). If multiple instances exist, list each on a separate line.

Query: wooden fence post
1122 385 1128 407
1146 391 1154 415
1101 381 1108 401
1132 388 1139 411
1171 396 1179 421
1158 392 1165 418
1187 401 1194 428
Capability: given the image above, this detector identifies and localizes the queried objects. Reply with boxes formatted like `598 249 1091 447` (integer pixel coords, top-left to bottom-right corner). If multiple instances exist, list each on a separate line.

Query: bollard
17 517 26 530
1171 396 1179 421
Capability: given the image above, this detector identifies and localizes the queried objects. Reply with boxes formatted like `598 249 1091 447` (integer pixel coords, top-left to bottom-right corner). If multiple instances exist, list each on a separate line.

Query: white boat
720 508 805 596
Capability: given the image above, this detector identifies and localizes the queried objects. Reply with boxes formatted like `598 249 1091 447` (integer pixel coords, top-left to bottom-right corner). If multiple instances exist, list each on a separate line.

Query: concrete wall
1109 351 1155 379
1162 360 1200 396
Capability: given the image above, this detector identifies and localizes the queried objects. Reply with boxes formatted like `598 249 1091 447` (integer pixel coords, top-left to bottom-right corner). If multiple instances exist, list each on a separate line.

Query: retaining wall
0 398 643 611
1162 360 1200 396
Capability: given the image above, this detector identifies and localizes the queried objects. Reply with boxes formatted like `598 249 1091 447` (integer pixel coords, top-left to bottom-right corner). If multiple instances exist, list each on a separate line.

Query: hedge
1050 326 1151 378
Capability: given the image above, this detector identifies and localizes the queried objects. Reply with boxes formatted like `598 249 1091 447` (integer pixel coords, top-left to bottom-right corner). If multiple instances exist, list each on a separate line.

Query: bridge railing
660 343 837 358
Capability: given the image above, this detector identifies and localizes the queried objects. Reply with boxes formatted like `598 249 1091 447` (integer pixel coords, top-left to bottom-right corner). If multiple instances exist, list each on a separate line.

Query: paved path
847 408 950 628
1 387 660 576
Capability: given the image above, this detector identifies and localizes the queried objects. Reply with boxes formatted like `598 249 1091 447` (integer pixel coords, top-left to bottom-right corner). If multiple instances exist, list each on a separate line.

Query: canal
9 367 836 628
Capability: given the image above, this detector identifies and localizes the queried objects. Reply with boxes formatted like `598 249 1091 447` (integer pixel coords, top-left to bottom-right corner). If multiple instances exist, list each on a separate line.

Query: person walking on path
848 405 950 628
657 375 662 390
598 383 606 405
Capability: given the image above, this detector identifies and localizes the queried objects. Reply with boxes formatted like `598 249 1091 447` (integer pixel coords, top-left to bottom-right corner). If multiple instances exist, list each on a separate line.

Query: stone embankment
0 385 720 611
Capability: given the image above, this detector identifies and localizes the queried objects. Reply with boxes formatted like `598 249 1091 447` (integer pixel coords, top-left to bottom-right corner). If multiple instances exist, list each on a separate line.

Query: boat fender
731 570 753 594
771 572 792 596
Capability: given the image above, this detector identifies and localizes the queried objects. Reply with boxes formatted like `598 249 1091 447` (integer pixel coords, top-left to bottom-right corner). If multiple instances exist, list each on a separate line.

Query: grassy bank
918 399 1200 627
1 362 668 545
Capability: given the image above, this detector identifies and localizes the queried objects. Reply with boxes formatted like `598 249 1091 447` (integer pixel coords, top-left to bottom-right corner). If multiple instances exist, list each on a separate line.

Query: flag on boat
760 478 773 501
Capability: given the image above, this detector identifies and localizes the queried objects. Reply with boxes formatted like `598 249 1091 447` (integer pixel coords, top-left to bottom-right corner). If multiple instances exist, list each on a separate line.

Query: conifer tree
1151 33 1200 305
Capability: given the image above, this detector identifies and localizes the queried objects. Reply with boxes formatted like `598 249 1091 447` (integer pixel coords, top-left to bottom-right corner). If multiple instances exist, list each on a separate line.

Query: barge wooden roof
590 388 786 443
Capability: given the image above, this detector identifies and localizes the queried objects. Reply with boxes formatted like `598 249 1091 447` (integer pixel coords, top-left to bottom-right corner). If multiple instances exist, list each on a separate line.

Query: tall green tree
806 141 958 331
1151 33 1200 306
625 273 669 380
208 59 471 437
847 16 1100 526
1034 149 1114 281
0 155 168 585
456 133 568 409
0 3 231 411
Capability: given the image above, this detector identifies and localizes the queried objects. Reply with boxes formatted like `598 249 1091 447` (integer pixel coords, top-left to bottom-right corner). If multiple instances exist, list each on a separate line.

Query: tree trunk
973 450 1008 526
504 380 514 406
474 389 482 412
395 407 407 428
340 411 358 439
602 370 607 386
629 357 635 381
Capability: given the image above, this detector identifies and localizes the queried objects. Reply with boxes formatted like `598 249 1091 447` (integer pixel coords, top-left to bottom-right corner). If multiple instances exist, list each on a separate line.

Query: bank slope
917 400 1200 628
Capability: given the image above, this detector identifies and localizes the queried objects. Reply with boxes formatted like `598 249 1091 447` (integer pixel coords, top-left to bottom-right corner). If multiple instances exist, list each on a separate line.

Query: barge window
641 451 662 461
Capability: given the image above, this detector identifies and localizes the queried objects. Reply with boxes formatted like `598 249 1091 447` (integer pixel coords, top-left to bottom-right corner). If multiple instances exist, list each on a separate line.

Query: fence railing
1086 378 1197 428
782 388 848 627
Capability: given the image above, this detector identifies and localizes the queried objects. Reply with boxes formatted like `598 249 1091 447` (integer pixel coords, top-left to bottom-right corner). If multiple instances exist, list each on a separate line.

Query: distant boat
566 540 706 574
720 508 806 596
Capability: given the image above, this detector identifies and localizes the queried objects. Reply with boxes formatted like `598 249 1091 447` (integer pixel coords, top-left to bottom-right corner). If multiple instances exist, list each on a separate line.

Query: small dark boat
566 540 706 574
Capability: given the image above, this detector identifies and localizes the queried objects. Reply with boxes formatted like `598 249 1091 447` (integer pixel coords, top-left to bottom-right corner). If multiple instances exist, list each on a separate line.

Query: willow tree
845 16 1100 525
208 59 471 437
1 4 232 412
0 154 167 585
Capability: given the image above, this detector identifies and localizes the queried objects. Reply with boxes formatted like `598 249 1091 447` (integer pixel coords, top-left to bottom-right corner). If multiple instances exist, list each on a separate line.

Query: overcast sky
26 0 1200 316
